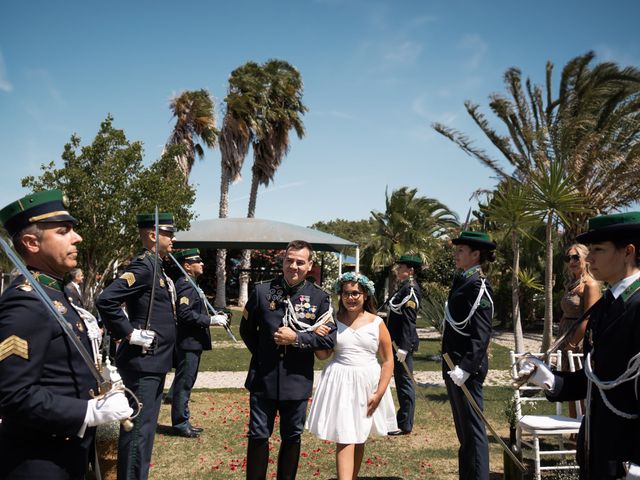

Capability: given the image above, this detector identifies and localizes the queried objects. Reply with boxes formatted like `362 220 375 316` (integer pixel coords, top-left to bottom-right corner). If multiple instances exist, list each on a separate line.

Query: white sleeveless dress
306 316 398 443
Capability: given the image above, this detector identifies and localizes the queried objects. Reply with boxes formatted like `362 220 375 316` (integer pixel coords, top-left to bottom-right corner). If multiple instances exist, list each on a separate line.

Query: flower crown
334 271 375 296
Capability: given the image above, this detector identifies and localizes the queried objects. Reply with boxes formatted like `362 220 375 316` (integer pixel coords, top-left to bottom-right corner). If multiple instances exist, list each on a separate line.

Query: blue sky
1 1 638 228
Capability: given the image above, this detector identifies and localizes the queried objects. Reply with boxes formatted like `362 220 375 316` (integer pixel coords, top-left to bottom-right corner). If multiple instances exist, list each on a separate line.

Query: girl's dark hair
338 282 378 315
477 248 496 264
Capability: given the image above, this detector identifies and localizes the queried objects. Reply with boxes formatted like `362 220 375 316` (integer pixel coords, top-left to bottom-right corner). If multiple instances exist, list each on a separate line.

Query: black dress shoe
189 425 204 433
174 427 199 438
387 429 410 436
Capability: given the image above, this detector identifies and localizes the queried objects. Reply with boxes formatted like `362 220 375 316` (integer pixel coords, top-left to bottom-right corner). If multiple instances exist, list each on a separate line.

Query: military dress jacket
387 278 422 352
0 272 97 478
64 281 85 308
441 270 493 378
175 275 212 352
547 290 640 479
96 250 176 374
240 278 337 401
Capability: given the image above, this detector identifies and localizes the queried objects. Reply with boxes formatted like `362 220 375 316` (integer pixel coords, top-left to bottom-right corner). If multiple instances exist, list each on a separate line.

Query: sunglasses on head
564 254 580 263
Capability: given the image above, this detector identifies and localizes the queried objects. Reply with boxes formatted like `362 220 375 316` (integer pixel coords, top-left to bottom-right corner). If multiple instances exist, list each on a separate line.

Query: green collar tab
620 278 640 303
463 265 482 278
32 271 64 291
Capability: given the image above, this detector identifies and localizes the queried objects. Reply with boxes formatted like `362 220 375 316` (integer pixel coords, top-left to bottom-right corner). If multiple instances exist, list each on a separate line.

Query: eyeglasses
341 291 363 299
564 254 580 263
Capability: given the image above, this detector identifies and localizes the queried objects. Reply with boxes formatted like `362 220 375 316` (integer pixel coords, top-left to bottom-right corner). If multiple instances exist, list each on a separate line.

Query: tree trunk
238 174 261 307
541 214 554 352
511 230 525 353
216 169 230 307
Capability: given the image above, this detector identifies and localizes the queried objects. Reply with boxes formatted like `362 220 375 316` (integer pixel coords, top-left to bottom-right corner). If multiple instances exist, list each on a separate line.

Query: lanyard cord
282 297 334 332
388 286 420 314
444 278 493 337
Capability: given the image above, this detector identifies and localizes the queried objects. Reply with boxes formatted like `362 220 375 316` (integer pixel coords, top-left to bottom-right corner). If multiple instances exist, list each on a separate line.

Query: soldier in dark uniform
96 212 177 480
0 190 132 479
518 213 640 479
240 240 337 480
386 254 423 436
442 231 496 480
170 248 228 438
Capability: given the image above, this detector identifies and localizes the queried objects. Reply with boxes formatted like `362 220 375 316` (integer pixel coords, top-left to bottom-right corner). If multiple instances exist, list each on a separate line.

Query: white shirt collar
609 271 640 299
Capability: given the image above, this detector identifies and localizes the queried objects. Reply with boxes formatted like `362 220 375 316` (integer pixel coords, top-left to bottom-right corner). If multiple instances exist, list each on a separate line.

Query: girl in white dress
306 272 397 480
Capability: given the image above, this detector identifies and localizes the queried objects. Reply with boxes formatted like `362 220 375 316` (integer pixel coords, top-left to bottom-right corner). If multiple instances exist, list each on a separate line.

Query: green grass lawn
139 386 571 480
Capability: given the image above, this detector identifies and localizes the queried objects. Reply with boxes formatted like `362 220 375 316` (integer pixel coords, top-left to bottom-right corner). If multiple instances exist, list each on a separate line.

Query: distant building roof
174 218 357 253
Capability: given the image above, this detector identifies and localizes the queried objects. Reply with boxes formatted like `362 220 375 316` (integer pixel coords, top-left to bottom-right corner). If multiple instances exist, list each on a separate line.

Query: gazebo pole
355 246 360 272
338 253 343 276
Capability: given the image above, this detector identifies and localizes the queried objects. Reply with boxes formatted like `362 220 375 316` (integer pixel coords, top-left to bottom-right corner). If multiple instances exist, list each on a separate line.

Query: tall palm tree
482 179 541 353
526 159 587 351
215 62 265 307
237 60 308 307
166 89 218 182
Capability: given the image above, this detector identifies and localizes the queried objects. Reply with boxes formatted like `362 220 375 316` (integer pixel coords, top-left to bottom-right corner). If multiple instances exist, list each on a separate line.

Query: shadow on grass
156 424 182 436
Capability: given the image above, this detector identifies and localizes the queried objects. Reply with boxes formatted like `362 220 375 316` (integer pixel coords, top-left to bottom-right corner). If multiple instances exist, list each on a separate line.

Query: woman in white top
306 271 397 480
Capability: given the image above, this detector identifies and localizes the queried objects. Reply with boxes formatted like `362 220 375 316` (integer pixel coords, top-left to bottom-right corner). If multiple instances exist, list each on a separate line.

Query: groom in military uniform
240 240 337 480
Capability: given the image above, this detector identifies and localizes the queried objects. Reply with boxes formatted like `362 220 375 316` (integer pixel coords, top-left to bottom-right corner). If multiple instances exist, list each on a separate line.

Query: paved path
166 329 543 390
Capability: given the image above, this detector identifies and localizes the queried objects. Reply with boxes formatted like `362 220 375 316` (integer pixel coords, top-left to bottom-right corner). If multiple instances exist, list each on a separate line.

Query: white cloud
458 34 488 71
382 40 423 66
0 49 13 92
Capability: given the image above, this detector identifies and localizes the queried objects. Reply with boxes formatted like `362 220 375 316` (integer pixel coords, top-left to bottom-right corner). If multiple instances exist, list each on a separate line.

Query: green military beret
0 189 76 237
452 230 496 251
396 254 423 269
576 212 640 244
136 212 176 232
174 248 202 263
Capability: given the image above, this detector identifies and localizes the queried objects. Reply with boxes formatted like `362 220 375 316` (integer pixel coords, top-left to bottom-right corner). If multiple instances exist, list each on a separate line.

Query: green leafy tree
22 115 196 309
238 59 308 306
166 89 218 181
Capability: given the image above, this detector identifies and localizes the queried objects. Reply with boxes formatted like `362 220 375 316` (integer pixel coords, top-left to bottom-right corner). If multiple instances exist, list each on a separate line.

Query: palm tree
433 52 640 241
482 179 541 353
364 187 459 296
215 62 266 307
165 89 218 181
237 60 308 307
526 159 587 351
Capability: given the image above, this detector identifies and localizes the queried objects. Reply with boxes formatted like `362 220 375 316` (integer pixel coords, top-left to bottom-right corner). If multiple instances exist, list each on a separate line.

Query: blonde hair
564 243 593 286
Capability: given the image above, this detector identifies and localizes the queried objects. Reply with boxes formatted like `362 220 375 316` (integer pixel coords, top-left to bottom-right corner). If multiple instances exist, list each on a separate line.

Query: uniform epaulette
16 280 33 292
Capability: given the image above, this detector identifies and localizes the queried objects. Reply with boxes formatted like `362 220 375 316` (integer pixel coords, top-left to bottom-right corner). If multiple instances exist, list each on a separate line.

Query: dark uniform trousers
240 278 337 480
387 279 421 433
169 276 213 430
442 270 493 480
96 250 176 480
548 287 640 479
0 273 97 480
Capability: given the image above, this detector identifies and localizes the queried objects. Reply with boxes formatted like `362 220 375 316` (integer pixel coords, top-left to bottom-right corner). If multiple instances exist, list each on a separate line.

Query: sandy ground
166 328 543 390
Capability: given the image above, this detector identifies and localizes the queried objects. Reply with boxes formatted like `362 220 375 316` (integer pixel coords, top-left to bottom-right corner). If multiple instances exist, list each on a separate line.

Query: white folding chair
566 351 584 417
510 351 582 480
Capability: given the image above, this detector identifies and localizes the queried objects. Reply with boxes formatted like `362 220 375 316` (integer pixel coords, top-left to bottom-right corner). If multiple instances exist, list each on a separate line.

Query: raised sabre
141 206 161 355
168 252 238 342
0 238 140 431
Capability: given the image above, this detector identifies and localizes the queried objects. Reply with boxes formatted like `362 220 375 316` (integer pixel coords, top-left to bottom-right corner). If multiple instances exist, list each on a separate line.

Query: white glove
626 462 640 479
84 390 133 427
396 349 408 363
517 357 556 390
448 365 470 387
210 314 228 327
129 329 155 348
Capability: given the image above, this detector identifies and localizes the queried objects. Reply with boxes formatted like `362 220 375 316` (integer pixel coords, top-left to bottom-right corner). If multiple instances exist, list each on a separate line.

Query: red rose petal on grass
301 452 309 457
365 458 374 465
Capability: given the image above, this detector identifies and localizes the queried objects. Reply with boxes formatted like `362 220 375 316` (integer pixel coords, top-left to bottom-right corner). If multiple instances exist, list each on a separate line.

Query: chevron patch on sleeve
120 272 136 287
0 335 29 362
406 300 417 310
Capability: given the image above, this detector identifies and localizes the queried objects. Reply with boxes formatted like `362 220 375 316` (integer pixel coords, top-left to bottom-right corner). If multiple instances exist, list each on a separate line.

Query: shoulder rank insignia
120 272 136 287
159 278 165 288
479 297 491 309
52 300 67 314
0 335 29 362
180 296 190 305
406 300 417 310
